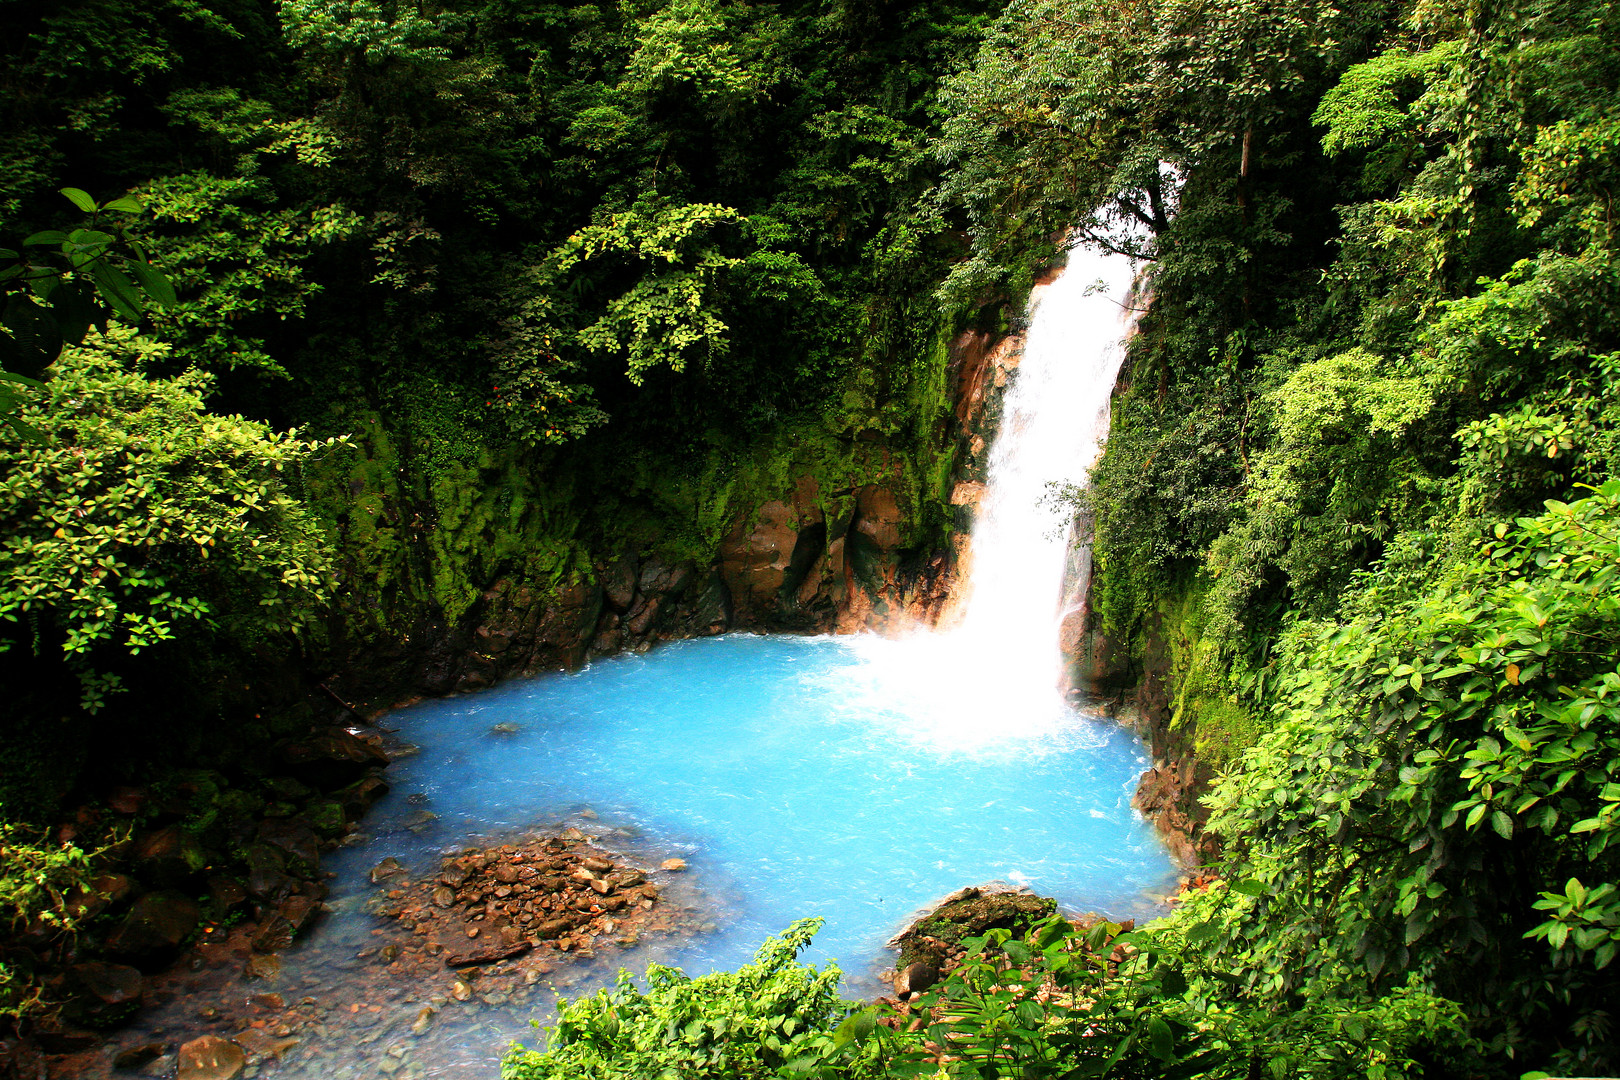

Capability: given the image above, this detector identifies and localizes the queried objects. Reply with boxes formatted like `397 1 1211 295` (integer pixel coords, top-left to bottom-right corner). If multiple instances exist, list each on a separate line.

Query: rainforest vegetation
2 0 1618 1075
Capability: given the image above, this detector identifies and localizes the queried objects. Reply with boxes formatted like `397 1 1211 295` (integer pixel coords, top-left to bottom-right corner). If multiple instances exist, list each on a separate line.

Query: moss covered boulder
889 883 1057 970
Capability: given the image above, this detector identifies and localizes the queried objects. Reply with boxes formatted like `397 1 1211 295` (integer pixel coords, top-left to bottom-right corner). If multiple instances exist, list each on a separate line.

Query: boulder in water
893 959 940 1002
888 883 1056 970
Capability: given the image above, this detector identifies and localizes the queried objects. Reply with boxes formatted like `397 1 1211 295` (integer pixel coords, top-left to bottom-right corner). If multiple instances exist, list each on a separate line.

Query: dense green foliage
0 0 1001 793
505 916 1475 1079
938 0 1620 1070
3 0 1620 1072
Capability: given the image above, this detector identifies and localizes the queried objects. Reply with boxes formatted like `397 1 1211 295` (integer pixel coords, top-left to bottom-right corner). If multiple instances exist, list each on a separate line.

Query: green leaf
1228 879 1267 896
23 230 69 247
102 196 143 214
1146 1015 1174 1061
1 293 63 375
1184 920 1218 943
47 282 96 347
91 260 144 322
1492 810 1513 839
60 187 97 213
127 260 179 309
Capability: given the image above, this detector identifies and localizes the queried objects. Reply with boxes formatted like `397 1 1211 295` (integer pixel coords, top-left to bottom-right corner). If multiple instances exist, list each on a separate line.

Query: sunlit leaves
0 327 340 711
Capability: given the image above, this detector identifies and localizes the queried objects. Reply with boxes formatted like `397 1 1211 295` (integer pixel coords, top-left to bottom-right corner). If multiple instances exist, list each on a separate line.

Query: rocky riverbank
29 828 711 1080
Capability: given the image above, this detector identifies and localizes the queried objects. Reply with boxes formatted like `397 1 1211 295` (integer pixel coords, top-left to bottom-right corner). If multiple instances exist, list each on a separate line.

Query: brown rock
242 844 296 905
493 863 520 884
243 954 280 981
177 1035 245 1080
443 939 531 967
335 775 390 817
107 786 148 816
371 857 406 884
251 896 318 953
106 891 201 962
113 1043 165 1070
205 875 248 916
72 962 143 1005
534 917 578 939
231 1029 299 1063
278 727 389 790
894 960 940 1001
853 485 904 552
257 819 320 877
660 859 687 872
134 825 208 888
581 857 613 873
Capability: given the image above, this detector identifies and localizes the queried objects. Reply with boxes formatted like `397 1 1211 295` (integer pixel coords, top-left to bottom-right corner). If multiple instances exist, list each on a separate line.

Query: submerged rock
370 857 406 884
72 962 143 1006
176 1035 245 1080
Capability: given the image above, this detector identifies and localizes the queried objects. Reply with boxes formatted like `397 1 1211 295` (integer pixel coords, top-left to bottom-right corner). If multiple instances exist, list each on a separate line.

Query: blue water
112 633 1177 1080
368 633 1176 978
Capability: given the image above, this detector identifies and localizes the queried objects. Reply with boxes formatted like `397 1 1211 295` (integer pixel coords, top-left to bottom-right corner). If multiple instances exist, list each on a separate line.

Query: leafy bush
502 918 887 1080
0 325 340 710
504 914 1474 1080
1200 483 1620 1070
0 810 95 1022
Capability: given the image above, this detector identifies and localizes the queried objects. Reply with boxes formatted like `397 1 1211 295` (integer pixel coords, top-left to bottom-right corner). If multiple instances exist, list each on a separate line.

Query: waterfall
847 242 1137 747
952 244 1137 663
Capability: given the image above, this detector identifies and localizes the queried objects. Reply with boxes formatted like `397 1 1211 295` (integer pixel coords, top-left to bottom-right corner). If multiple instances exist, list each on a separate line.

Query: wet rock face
1075 603 1222 868
326 470 960 711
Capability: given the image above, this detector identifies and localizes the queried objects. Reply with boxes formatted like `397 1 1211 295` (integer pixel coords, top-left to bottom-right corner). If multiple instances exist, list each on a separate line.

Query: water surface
367 633 1175 982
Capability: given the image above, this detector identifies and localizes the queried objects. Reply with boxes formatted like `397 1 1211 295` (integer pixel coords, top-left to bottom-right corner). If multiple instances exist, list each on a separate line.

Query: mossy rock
893 885 1057 969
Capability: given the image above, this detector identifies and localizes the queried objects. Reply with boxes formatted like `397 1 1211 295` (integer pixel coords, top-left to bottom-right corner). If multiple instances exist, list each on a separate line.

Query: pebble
661 859 687 872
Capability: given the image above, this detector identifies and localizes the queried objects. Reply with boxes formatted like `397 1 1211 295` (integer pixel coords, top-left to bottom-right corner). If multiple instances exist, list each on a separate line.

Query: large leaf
128 260 179 309
1 294 63 376
59 187 97 213
91 260 144 322
47 282 98 346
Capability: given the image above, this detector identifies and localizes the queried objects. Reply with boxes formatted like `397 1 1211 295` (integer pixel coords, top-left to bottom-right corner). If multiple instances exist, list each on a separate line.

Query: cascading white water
845 243 1138 747
953 245 1136 651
